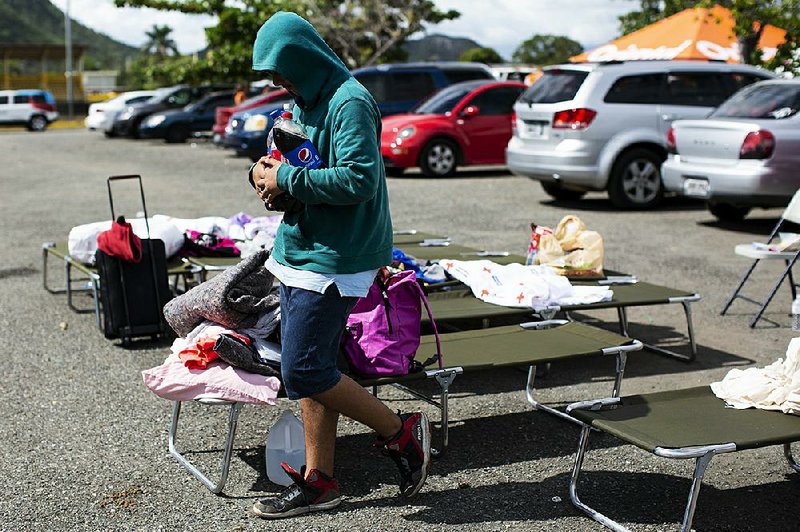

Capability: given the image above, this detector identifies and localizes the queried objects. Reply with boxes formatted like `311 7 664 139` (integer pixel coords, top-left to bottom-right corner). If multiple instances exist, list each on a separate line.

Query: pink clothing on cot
142 350 280 405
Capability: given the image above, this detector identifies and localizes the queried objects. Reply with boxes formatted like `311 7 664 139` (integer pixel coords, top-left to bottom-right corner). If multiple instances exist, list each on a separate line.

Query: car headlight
394 126 416 145
244 115 268 132
146 114 166 127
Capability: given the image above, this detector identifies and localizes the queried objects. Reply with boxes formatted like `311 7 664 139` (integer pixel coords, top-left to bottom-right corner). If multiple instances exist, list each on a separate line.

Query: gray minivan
506 60 774 208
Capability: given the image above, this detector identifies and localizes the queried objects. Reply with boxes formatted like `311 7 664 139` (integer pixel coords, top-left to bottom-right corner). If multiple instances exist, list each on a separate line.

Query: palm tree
142 25 179 59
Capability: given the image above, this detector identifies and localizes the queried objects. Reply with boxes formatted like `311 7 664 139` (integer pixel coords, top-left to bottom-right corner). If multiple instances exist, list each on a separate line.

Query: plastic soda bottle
792 296 800 332
267 104 323 169
265 410 306 486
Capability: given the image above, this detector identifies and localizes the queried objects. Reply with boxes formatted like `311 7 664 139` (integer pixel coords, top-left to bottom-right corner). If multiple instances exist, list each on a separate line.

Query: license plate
523 121 546 138
683 177 711 198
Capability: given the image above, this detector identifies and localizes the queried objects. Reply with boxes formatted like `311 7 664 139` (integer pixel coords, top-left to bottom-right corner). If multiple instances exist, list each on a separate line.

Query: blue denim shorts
279 283 358 400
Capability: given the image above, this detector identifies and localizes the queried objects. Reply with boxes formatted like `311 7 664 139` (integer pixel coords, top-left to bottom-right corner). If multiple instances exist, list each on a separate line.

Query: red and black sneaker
378 412 432 498
253 463 341 519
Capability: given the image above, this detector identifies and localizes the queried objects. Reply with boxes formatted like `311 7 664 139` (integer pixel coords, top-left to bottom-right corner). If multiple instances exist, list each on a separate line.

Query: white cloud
49 0 215 54
427 0 638 59
48 0 639 60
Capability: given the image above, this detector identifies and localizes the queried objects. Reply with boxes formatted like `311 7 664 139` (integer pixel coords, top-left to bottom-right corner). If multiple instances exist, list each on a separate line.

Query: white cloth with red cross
440 259 613 311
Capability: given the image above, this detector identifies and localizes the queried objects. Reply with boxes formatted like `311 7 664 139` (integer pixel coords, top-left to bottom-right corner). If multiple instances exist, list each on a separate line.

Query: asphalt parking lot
1 129 799 531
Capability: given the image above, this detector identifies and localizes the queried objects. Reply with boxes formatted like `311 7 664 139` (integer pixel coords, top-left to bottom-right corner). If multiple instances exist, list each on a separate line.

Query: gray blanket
164 250 280 336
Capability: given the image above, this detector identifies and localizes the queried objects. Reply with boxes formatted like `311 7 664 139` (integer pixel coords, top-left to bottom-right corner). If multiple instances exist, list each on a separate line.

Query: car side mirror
461 105 479 117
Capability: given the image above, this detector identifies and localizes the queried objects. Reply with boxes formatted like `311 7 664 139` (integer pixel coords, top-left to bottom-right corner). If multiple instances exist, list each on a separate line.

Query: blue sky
49 0 639 57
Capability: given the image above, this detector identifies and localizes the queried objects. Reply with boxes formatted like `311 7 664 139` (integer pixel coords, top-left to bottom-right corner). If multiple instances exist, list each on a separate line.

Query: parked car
223 99 293 161
381 80 524 177
85 91 155 133
353 62 495 116
506 60 775 209
138 91 236 143
222 63 494 161
662 80 800 221
212 89 290 145
110 84 231 138
0 89 58 131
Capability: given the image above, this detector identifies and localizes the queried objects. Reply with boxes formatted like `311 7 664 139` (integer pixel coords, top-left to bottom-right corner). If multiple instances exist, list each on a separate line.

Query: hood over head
252 12 351 109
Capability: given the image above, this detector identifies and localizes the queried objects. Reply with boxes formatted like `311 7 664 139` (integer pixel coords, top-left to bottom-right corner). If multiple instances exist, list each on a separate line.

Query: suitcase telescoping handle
107 174 152 239
105 174 164 342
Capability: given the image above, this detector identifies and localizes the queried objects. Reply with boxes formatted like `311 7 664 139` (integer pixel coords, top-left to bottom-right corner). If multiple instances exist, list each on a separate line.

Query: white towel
711 337 800 415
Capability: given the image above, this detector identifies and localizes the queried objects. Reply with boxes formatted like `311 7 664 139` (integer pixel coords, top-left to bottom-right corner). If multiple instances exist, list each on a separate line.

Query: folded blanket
440 259 612 310
163 249 279 336
711 337 800 415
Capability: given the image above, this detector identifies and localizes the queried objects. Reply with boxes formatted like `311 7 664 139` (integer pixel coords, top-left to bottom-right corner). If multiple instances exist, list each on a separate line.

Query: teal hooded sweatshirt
252 12 392 274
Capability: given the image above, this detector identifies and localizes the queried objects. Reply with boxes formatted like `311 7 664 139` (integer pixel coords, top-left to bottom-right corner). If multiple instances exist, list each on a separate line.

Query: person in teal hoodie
249 12 432 519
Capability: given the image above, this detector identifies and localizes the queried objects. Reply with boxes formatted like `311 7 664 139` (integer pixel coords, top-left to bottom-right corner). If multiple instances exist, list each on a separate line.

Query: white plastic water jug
265 410 306 486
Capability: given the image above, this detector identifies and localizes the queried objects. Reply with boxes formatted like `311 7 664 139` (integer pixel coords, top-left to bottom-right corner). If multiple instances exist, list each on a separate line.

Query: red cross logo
480 289 489 297
516 292 525 303
446 262 454 269
482 267 492 273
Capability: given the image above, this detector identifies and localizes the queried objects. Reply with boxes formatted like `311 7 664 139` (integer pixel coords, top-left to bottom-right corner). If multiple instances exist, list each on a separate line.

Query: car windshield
413 85 474 114
519 70 588 104
711 84 800 120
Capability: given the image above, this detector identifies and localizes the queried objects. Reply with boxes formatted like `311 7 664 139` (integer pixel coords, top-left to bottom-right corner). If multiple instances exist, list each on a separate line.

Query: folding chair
167 320 641 494
721 189 800 327
566 386 800 532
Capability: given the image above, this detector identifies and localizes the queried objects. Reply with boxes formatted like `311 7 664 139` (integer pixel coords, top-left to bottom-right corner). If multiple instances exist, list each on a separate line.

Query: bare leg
301 375 403 477
300 398 339 478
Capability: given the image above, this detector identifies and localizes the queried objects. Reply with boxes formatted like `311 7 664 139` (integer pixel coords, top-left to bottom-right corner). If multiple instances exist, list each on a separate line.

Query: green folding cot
167 320 642 494
42 241 199 328
395 242 528 266
566 386 800 532
423 281 701 362
184 255 243 282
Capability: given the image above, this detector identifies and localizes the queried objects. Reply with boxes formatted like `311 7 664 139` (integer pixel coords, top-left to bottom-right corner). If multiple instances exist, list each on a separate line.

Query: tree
618 0 696 35
142 24 179 58
459 47 503 64
512 35 583 65
113 0 460 84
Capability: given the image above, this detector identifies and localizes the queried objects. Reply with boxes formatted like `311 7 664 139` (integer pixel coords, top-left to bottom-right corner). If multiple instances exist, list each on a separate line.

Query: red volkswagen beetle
380 80 524 177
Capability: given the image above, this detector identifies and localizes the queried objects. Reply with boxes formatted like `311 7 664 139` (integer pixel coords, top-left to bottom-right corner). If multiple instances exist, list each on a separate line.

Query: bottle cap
281 111 292 119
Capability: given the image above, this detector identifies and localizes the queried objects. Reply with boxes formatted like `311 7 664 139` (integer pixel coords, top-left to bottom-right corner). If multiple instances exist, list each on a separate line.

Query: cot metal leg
168 400 243 495
784 443 800 473
42 244 67 294
393 368 461 458
569 425 632 532
679 452 715 532
721 259 760 316
749 254 800 328
527 352 629 426
620 300 698 363
569 422 724 532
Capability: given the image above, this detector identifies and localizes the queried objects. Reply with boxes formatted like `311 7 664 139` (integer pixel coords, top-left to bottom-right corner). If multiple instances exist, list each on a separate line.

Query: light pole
65 0 74 120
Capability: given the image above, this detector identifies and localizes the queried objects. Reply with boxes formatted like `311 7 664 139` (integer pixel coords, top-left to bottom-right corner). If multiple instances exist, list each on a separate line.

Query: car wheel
385 167 405 178
27 114 48 132
165 124 190 143
708 202 751 222
419 138 458 177
607 148 664 209
104 129 117 138
540 181 586 201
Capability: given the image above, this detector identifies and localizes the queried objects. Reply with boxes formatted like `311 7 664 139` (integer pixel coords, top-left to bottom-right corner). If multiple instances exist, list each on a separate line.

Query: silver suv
506 61 775 208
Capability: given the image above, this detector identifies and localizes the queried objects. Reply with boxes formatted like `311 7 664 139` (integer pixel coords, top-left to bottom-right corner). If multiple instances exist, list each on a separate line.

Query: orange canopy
571 5 785 63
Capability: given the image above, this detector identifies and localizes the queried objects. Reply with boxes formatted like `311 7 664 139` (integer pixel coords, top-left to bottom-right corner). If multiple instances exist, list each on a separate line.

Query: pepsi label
283 139 323 169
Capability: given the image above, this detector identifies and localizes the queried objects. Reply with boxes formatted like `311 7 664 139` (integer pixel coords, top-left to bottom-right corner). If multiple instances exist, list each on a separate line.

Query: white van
0 89 59 131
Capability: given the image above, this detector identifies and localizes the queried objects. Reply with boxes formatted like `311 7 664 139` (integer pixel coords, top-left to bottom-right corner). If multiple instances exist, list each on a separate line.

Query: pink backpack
341 269 442 377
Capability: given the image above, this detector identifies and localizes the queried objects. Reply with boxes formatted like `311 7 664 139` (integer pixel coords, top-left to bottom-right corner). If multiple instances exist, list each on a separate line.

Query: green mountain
0 0 139 70
402 33 483 62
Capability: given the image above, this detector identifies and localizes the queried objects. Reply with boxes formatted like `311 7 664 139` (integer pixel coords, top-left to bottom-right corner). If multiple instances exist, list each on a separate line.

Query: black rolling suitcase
96 175 172 344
